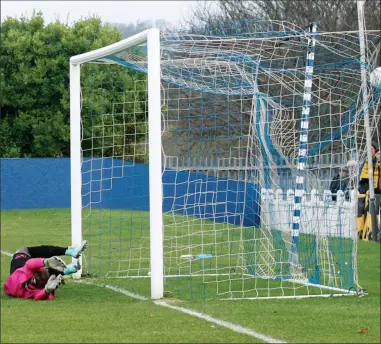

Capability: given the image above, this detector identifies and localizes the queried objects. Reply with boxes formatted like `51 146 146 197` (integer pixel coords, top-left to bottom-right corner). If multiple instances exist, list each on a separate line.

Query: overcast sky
1 1 214 26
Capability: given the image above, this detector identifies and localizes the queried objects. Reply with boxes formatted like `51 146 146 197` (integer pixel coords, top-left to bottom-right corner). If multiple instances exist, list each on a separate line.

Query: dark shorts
10 252 31 274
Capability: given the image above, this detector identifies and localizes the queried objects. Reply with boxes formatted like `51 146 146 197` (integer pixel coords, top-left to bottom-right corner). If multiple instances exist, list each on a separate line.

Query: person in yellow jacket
358 143 379 194
357 143 380 240
375 150 381 193
375 150 381 242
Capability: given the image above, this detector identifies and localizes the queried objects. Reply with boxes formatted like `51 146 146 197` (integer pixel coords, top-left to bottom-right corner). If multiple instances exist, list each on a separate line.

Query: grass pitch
1 208 380 343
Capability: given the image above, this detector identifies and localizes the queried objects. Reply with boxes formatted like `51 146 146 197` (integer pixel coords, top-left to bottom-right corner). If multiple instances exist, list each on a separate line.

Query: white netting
76 20 381 299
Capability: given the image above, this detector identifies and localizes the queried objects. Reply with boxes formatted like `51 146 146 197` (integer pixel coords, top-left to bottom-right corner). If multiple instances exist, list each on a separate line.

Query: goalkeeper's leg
16 240 87 259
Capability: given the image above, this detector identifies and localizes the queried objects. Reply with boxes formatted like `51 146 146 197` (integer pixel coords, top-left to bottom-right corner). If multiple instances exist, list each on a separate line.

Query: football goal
70 17 381 300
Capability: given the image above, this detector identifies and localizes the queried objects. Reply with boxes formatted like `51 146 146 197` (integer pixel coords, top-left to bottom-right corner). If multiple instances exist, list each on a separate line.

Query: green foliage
0 12 141 158
79 63 147 162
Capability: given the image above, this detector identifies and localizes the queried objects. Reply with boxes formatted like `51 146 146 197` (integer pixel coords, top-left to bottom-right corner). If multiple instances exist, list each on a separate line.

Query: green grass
1 209 380 343
82 207 356 300
0 209 258 343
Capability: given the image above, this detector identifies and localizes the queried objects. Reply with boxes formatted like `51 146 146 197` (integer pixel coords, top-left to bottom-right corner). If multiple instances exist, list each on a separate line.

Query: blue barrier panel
1 158 71 210
1 158 260 227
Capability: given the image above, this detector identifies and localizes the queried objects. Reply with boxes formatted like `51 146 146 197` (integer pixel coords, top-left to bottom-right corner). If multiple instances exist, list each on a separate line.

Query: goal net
70 20 381 300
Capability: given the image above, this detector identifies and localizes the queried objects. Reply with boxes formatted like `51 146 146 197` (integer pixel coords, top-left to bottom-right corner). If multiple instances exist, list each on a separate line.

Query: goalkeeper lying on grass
4 241 87 300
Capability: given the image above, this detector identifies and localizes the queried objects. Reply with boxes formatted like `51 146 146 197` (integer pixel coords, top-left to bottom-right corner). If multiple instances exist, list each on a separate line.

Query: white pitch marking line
75 280 149 301
75 279 285 344
1 250 285 343
154 300 286 343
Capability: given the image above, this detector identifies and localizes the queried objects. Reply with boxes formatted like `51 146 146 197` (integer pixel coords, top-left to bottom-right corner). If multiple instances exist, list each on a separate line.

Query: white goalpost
70 29 164 298
70 19 380 300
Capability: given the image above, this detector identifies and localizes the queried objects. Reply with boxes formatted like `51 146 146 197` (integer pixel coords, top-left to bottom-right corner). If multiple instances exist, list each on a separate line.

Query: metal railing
165 154 352 191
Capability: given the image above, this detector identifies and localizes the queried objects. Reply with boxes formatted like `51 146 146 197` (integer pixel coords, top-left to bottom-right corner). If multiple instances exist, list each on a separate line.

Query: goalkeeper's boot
63 261 81 275
65 240 88 258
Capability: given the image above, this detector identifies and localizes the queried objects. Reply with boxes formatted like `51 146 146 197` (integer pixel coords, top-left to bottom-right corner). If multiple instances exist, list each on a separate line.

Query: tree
184 0 381 153
187 0 381 32
0 12 145 158
113 19 173 39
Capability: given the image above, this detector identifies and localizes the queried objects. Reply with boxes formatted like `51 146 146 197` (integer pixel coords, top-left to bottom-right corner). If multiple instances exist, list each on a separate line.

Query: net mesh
77 20 381 299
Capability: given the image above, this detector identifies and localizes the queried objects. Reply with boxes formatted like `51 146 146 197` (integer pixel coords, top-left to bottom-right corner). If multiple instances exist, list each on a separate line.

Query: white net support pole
147 28 164 300
70 62 83 278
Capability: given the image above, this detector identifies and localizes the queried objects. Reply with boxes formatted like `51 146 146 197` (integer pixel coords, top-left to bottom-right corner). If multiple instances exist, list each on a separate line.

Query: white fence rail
167 154 352 191
260 188 357 239
168 154 349 170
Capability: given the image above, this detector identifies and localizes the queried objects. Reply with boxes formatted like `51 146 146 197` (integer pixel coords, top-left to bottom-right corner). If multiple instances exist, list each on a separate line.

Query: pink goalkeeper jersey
4 258 55 300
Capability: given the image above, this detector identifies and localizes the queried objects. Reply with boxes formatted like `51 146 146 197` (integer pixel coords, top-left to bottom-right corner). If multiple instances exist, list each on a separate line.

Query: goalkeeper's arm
33 262 81 300
32 275 63 301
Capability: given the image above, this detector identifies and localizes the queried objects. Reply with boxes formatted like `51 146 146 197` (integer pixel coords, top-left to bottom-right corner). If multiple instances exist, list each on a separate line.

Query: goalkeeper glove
45 274 63 294
63 261 81 275
44 256 66 272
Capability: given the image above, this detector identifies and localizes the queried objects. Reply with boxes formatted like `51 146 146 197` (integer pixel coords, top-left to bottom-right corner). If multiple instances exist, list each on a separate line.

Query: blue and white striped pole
290 23 318 271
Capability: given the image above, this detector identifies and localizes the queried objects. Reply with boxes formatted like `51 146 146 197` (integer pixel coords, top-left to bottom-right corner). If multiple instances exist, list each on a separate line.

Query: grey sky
1 1 213 26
